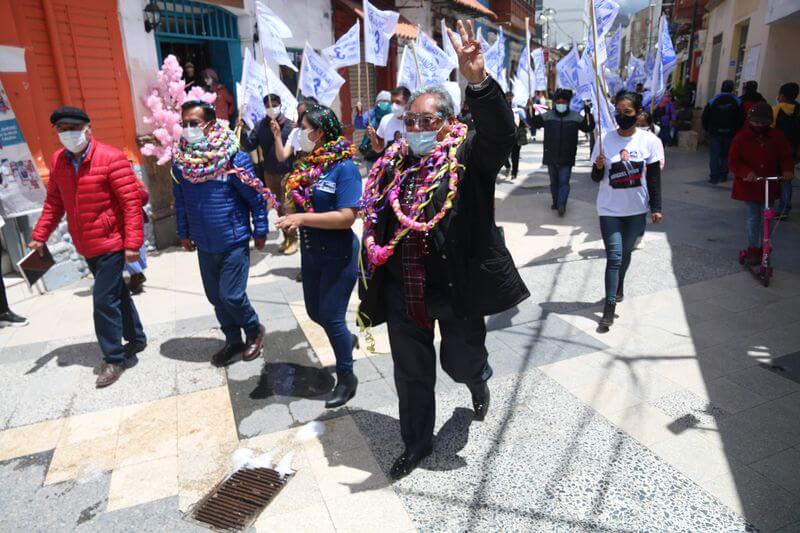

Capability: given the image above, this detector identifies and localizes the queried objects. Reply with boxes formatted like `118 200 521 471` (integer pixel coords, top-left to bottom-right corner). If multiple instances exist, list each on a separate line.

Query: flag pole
410 40 423 87
296 41 307 100
525 17 533 117
588 0 604 156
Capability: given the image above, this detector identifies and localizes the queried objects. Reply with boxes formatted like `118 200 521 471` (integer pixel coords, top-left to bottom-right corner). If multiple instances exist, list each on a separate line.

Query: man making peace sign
357 20 529 479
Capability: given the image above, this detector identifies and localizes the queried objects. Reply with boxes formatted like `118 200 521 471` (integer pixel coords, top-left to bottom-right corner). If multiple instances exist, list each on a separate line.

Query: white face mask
555 103 568 113
58 127 89 153
637 127 650 133
391 103 404 119
266 107 281 119
298 129 317 152
182 126 205 145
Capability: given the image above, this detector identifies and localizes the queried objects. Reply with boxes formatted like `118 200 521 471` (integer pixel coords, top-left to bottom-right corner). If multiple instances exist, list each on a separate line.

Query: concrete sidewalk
1 139 799 532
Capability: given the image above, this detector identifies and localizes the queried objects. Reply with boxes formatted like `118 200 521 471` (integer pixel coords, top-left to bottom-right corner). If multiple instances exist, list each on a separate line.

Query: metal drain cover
186 467 292 531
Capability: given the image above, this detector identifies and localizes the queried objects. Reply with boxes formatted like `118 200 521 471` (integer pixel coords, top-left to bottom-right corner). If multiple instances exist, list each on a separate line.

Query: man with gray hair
358 20 529 479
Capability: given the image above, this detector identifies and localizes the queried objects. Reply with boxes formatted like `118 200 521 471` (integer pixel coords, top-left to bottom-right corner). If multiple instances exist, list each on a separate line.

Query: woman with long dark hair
591 93 664 332
275 105 361 408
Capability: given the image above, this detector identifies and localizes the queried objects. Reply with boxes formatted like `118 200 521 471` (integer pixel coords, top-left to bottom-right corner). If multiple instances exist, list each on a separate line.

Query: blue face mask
407 131 439 156
555 103 568 113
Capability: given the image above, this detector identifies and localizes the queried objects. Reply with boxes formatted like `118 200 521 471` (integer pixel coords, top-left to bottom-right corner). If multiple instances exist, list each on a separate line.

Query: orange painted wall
0 0 140 182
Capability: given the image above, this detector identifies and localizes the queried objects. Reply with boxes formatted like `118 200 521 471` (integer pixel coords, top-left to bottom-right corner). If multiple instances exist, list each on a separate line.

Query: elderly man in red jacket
28 106 146 387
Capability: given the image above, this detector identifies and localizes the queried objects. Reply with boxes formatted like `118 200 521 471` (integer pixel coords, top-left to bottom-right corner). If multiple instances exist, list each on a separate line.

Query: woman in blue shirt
275 105 362 408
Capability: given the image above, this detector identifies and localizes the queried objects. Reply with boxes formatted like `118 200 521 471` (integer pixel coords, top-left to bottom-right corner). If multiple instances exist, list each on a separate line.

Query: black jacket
530 108 595 166
358 79 530 326
240 116 295 175
701 93 744 136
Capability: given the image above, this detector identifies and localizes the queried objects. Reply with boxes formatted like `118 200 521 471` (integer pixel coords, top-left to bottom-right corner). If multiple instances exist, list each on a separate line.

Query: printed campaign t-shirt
591 129 664 217
376 113 405 145
286 127 302 153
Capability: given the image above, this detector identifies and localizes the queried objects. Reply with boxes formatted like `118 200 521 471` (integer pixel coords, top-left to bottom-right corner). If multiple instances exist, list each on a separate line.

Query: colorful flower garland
359 122 467 270
174 123 278 208
285 136 355 212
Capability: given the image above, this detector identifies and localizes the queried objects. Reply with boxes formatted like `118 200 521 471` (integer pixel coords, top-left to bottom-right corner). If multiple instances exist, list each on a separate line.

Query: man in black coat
529 88 595 216
701 80 744 183
358 20 529 479
239 94 297 253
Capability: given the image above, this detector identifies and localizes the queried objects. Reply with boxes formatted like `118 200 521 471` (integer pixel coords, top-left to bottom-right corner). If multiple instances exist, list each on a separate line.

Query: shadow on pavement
159 337 223 363
26 342 102 374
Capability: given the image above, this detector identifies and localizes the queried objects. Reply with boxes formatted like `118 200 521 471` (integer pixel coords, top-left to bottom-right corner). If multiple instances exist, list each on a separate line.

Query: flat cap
50 106 90 125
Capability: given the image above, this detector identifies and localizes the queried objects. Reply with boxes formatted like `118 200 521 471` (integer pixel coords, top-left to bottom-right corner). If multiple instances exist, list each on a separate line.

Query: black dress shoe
389 447 432 480
471 383 490 421
325 372 358 408
211 343 245 367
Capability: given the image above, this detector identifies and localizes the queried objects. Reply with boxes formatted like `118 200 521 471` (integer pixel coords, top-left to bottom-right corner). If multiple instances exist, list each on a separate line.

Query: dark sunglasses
403 112 444 130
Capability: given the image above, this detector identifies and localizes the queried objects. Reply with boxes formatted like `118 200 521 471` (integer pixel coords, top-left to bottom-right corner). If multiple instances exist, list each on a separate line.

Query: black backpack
775 103 800 159
708 94 741 135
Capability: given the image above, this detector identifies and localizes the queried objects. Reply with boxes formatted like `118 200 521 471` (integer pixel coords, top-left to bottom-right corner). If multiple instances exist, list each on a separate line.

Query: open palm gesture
447 20 486 85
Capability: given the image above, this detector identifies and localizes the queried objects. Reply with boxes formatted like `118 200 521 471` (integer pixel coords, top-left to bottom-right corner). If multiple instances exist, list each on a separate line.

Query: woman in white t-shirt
590 92 664 332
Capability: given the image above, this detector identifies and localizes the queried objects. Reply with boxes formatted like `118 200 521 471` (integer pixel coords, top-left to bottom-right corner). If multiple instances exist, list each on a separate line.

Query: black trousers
0 273 8 314
504 144 522 176
385 279 492 454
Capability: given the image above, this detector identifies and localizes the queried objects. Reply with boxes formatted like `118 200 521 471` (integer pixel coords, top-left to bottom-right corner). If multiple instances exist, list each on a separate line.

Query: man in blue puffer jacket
173 100 268 367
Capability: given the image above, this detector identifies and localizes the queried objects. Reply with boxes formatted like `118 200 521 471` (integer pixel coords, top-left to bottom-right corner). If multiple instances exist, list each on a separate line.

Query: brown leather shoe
211 343 245 367
242 325 265 361
96 362 125 388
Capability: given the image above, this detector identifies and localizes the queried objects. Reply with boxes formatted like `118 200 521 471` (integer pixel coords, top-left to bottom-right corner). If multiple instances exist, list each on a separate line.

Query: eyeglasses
180 120 206 128
403 112 444 130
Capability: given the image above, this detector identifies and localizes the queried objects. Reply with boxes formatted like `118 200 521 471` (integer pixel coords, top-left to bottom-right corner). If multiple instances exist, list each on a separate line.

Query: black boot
470 382 490 421
616 280 624 303
325 372 358 408
598 302 616 333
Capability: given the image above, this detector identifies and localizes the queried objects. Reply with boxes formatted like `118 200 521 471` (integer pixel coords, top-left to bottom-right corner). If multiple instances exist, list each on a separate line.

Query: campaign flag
511 76 529 107
593 0 620 38
256 1 297 71
299 43 346 106
659 16 677 76
397 45 419 91
441 18 460 69
605 68 623 97
416 30 454 81
363 0 399 66
240 47 298 128
531 48 547 91
649 16 676 105
556 42 580 90
477 27 490 53
606 29 621 70
484 38 507 92
515 24 533 100
322 21 361 69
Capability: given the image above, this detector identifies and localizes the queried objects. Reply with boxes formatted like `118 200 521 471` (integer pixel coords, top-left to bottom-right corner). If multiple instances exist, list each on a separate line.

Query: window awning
335 0 419 40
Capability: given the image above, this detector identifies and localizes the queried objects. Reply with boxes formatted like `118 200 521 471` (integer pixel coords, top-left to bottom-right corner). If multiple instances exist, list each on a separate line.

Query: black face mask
616 113 637 130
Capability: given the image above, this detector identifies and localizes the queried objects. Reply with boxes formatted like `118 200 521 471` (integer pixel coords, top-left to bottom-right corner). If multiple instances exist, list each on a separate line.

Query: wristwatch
467 74 491 91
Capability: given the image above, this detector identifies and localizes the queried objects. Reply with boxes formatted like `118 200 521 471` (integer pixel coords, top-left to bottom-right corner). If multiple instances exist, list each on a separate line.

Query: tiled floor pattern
2 143 800 531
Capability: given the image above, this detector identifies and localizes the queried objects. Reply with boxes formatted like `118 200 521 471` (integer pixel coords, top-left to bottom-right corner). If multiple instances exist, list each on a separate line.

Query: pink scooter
738 176 780 287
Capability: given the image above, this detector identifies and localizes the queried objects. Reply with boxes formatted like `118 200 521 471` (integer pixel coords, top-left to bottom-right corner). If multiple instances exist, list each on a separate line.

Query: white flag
299 43 346 107
322 21 361 69
239 49 298 128
441 18 460 70
606 29 621 71
515 24 533 100
556 42 580 90
397 45 419 92
477 27 490 53
363 0 399 66
484 28 507 92
256 1 297 71
531 48 547 91
416 30 454 82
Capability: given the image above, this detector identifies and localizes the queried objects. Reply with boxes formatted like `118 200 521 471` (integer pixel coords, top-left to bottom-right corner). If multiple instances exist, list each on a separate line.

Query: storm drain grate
186 467 292 531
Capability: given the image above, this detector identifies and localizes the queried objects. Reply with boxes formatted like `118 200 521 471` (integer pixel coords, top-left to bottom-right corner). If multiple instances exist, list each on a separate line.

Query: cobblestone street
2 139 800 532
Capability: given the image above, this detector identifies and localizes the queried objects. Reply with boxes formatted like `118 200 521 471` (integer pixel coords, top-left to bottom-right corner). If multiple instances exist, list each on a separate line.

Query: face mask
58 127 89 153
376 101 391 113
298 129 317 152
182 126 205 145
391 103 404 118
266 107 281 119
407 130 440 156
555 103 568 113
616 113 637 130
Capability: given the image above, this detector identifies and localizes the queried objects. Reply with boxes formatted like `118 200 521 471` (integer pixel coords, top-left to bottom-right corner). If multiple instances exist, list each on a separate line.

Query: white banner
256 1 297 71
556 43 580 90
397 45 419 92
240 47 298 129
416 30 454 81
363 0 399 66
322 21 361 69
441 18 460 70
531 48 547 91
0 81 45 217
515 25 533 100
484 27 507 92
299 43 346 107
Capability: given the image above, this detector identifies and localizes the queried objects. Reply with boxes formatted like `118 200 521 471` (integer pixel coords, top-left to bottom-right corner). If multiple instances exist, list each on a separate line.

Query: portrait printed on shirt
608 148 644 189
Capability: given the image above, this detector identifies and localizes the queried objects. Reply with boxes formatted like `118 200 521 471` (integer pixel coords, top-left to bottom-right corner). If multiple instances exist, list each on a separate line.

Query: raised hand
447 20 486 85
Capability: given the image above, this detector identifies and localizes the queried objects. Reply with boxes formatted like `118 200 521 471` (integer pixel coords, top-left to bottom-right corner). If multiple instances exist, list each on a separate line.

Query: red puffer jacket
729 125 793 202
32 141 144 258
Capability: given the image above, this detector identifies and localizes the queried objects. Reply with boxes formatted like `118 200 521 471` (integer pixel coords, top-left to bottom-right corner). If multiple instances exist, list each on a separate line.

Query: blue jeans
776 181 793 216
708 133 733 182
197 242 261 346
600 214 647 305
86 252 146 363
301 233 359 375
548 165 573 208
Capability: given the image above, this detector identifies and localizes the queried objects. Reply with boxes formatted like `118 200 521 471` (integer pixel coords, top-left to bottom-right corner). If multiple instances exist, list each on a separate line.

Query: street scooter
738 176 781 287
